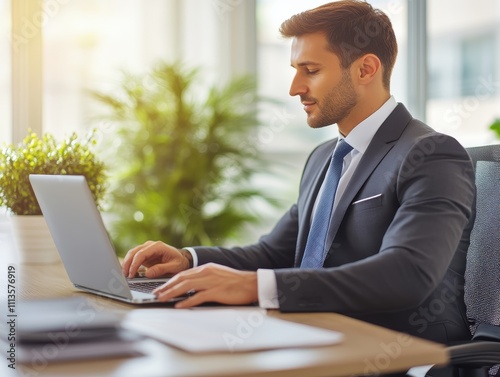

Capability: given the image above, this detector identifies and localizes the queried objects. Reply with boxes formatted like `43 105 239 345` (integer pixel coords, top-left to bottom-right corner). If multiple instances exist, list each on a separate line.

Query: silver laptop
29 174 180 304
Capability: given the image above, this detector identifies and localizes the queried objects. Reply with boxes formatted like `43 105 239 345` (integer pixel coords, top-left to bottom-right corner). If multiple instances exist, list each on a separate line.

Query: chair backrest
464 144 500 331
465 144 500 377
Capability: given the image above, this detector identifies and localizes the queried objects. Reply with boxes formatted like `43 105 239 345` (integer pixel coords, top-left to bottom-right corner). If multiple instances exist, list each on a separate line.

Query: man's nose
289 74 307 97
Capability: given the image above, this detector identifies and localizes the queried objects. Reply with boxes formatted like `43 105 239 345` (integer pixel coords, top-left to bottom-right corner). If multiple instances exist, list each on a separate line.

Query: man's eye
306 70 319 75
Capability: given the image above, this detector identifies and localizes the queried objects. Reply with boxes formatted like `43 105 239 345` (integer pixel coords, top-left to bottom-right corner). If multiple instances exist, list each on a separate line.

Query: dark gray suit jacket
194 104 476 344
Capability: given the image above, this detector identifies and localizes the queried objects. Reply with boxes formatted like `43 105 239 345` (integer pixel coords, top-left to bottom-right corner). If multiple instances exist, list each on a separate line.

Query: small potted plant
0 130 106 263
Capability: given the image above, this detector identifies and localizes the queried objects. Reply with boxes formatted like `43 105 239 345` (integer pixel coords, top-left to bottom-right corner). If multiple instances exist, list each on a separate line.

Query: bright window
42 0 174 139
427 0 500 146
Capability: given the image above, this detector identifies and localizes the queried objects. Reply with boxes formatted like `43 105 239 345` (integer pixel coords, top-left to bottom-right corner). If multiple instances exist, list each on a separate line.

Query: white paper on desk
123 308 343 353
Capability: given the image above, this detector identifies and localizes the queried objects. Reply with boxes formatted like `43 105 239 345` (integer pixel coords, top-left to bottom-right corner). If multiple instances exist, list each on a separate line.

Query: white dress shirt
187 96 398 309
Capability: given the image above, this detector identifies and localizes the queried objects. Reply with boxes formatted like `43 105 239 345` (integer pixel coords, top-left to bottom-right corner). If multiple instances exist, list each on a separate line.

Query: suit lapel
324 104 413 252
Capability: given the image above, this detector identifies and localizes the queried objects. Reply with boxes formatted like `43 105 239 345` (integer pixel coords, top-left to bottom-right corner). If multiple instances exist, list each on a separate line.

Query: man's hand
122 241 190 278
153 263 258 308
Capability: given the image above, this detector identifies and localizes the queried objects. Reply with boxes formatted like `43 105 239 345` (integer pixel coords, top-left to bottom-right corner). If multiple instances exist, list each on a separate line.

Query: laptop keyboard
129 281 165 294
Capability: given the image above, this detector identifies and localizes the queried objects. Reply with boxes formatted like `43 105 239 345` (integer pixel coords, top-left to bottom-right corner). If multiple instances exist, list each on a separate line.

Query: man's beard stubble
305 70 358 129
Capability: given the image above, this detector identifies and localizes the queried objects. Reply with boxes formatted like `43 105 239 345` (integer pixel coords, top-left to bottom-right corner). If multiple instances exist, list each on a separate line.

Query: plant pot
9 215 60 264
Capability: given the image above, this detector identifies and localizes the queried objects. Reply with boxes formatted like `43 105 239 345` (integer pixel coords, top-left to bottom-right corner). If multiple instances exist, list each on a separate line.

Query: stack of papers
124 307 343 353
1 297 143 363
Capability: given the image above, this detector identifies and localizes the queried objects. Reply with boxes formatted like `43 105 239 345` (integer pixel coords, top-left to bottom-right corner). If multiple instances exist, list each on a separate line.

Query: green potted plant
93 62 280 256
0 131 106 263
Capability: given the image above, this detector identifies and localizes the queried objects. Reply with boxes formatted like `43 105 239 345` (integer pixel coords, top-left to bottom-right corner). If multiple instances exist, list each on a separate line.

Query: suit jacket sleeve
194 204 298 270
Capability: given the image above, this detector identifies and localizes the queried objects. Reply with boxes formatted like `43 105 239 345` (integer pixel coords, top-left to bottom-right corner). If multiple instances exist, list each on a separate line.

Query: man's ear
353 54 382 85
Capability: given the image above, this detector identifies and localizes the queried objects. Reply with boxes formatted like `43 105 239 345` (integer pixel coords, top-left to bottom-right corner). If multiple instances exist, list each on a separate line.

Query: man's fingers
145 263 175 278
156 280 197 301
123 241 189 279
126 242 160 277
153 265 210 292
174 290 213 309
122 241 157 274
154 272 200 294
122 245 143 276
156 285 213 307
126 253 143 278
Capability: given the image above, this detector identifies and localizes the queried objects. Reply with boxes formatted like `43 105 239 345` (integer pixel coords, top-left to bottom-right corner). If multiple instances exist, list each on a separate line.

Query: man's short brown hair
280 0 398 89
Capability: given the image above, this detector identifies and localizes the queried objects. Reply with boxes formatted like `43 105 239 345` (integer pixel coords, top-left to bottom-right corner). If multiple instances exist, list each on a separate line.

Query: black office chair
444 144 500 377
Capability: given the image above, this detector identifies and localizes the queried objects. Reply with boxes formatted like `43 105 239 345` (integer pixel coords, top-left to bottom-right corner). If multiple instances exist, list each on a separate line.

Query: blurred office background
1 0 499 244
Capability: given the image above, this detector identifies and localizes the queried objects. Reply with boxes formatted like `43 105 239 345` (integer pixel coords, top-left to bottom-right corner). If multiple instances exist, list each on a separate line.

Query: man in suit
122 0 475 345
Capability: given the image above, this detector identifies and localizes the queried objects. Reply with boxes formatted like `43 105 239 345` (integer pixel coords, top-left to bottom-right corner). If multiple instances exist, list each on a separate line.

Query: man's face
289 32 358 129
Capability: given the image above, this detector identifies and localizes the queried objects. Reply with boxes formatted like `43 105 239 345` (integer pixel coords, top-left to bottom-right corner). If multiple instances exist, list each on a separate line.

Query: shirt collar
342 96 397 154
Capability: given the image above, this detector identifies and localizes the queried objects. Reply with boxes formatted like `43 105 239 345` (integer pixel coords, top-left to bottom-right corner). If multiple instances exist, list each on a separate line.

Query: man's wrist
180 248 193 269
182 247 199 267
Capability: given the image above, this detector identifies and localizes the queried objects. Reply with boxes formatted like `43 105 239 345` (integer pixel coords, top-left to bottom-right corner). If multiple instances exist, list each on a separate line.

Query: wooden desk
4 261 448 377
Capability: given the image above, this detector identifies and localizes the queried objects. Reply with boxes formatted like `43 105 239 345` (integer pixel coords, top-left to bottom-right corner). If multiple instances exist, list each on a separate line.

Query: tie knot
333 139 353 160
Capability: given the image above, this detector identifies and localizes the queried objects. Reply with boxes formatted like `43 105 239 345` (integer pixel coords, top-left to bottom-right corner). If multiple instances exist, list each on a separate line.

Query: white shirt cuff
182 247 198 267
257 269 280 309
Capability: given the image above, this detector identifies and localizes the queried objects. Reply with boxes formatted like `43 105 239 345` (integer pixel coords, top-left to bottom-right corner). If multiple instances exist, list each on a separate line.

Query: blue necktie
300 139 353 268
